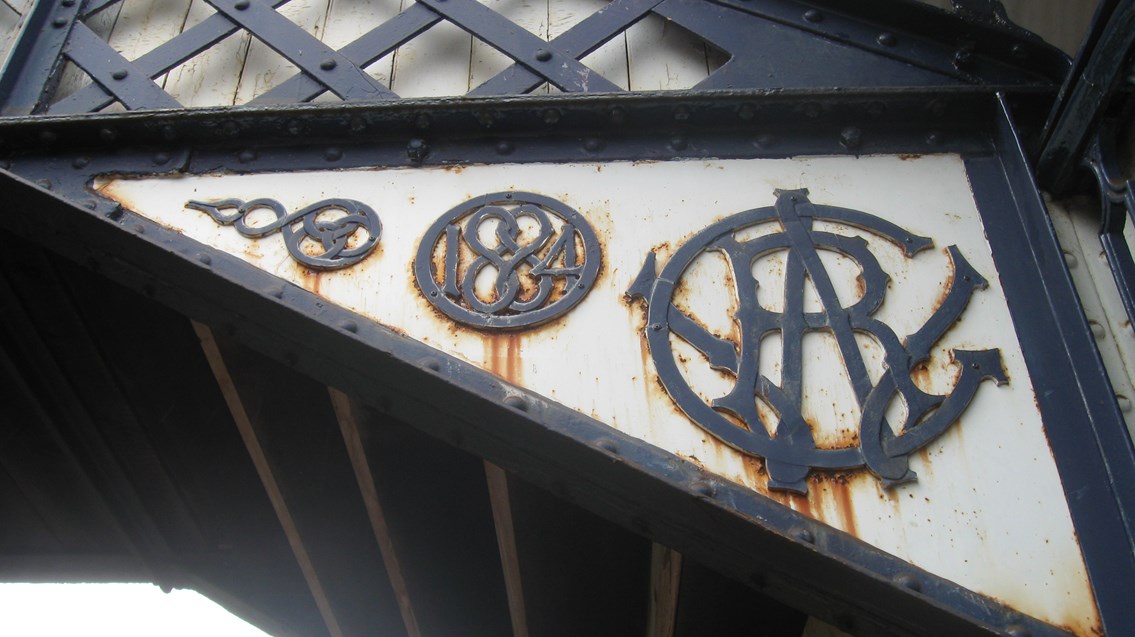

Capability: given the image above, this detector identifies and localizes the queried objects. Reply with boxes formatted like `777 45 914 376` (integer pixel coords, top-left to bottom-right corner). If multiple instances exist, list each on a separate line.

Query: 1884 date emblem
629 189 1006 493
415 192 601 330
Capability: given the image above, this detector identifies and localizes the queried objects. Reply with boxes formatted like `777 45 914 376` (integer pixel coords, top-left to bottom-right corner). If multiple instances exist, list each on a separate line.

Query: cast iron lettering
628 189 1006 493
185 197 381 270
415 191 601 330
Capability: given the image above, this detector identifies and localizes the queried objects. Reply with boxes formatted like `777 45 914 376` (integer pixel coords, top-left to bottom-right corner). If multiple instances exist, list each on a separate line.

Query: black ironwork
186 198 381 270
415 192 600 330
0 0 1068 116
629 189 1005 493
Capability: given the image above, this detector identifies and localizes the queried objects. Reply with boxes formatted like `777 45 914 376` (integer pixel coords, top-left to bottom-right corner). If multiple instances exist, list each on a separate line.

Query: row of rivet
164 125 946 168
18 95 951 154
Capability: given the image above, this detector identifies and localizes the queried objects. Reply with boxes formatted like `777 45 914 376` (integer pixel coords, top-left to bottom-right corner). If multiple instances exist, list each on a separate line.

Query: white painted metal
1049 197 1135 440
0 0 32 72
103 154 1100 635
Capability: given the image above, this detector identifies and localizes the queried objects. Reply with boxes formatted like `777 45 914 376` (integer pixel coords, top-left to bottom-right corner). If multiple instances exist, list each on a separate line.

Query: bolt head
535 49 552 62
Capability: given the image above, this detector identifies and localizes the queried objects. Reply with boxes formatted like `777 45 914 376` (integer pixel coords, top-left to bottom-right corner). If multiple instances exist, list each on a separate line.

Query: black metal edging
0 95 1083 636
0 87 1031 177
964 95 1135 637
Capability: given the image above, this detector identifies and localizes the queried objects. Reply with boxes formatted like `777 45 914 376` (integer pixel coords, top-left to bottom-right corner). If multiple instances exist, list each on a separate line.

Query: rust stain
829 480 858 537
912 362 932 393
898 154 922 161
301 268 322 295
441 165 466 174
484 333 523 384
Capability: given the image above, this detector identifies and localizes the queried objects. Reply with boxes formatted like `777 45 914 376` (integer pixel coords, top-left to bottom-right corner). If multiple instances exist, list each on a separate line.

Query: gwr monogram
629 189 1006 493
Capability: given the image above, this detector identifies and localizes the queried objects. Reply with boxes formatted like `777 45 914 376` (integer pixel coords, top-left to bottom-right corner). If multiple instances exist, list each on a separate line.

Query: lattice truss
5 0 1047 114
35 0 739 112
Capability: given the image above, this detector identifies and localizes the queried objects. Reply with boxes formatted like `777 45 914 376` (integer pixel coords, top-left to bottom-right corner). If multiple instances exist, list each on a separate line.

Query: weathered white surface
0 0 32 72
1050 197 1135 440
102 155 1099 634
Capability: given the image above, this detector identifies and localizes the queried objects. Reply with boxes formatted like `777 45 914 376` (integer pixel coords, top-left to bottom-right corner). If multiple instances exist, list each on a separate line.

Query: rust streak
830 480 858 537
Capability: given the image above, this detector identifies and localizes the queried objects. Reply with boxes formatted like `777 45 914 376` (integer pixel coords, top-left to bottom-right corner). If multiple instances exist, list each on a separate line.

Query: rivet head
792 526 815 544
802 103 820 119
925 131 942 146
609 107 626 125
99 127 117 142
803 9 822 22
542 109 560 124
670 135 688 151
324 147 343 161
495 140 514 155
503 395 529 412
197 253 212 265
876 32 896 47
238 149 257 163
234 0 250 9
738 104 755 120
72 156 90 169
161 125 177 141
596 438 619 454
153 152 171 165
673 106 690 121
39 130 57 143
407 138 429 162
83 199 97 210
52 17 68 28
894 573 921 591
953 48 974 69
36 178 52 190
1116 395 1132 413
1089 320 1106 340
61 0 76 6
340 319 358 333
415 114 431 130
267 286 284 299
111 69 128 80
534 49 552 62
650 322 663 331
1005 624 1031 637
583 138 604 152
840 126 863 150
320 58 337 71
691 481 715 497
1062 250 1078 269
420 357 441 372
1010 43 1027 60
755 133 777 148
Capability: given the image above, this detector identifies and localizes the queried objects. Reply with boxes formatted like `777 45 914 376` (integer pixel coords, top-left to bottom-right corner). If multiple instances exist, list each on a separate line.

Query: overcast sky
0 584 271 636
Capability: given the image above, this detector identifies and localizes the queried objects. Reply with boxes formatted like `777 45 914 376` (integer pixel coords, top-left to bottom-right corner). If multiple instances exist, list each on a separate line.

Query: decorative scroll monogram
186 198 382 270
415 192 601 330
629 189 1006 493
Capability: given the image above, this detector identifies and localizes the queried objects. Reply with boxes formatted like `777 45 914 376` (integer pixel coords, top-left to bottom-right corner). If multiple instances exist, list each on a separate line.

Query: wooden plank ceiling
0 241 814 636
